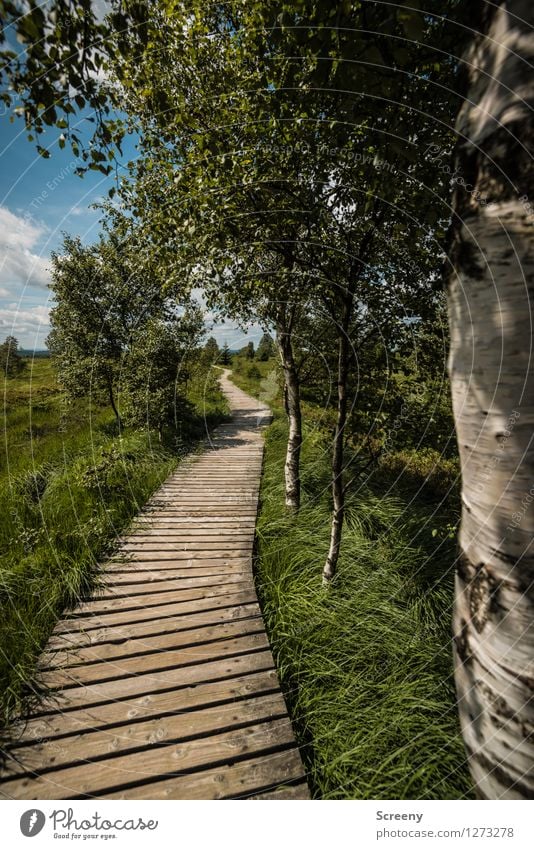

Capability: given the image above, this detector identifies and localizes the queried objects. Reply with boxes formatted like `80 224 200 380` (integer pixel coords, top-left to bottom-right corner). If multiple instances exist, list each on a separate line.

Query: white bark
277 325 302 511
448 0 534 799
323 302 351 584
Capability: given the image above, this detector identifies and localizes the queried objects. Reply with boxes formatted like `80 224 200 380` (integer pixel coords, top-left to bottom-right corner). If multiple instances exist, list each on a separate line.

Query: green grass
229 355 279 401
229 359 472 799
0 359 229 726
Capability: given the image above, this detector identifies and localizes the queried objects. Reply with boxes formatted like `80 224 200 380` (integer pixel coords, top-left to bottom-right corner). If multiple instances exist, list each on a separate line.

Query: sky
0 108 263 351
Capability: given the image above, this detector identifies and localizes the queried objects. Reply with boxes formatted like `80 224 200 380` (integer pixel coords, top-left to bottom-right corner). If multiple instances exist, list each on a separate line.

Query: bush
379 447 460 499
246 363 261 380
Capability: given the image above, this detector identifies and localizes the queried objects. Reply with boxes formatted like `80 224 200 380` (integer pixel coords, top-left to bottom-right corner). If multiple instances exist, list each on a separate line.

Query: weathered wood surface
0 370 309 800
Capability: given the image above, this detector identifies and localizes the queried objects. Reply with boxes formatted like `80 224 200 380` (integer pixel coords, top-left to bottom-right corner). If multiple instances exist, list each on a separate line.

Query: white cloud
0 304 51 348
0 304 50 330
0 206 50 290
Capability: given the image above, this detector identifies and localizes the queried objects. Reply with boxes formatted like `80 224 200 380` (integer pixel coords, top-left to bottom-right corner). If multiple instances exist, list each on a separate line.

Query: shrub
379 447 460 498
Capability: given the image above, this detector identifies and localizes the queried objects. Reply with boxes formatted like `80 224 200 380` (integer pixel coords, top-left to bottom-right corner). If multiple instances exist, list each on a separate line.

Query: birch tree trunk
447 0 534 799
323 297 352 584
277 320 302 511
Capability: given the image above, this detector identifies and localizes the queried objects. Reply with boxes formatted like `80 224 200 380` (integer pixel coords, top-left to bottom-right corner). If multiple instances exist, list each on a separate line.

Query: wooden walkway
0 370 309 800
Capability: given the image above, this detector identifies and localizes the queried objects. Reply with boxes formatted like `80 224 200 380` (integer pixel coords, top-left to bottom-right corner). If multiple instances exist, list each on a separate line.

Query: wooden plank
132 516 258 522
106 555 251 567
142 503 258 510
101 564 252 582
128 528 255 537
8 670 281 744
23 650 277 715
152 489 259 494
38 633 270 688
156 486 259 493
89 573 251 598
119 550 253 562
118 551 253 562
0 718 298 799
1 693 289 778
156 476 259 482
120 540 253 551
103 560 252 574
146 479 258 485
130 524 256 532
42 616 265 669
75 578 254 613
153 494 259 500
46 600 262 651
150 501 256 505
103 750 307 800
124 528 256 536
52 588 259 634
140 510 259 517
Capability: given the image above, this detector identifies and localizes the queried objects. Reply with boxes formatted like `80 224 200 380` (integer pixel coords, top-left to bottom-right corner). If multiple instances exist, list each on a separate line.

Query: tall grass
256 417 472 799
0 359 229 725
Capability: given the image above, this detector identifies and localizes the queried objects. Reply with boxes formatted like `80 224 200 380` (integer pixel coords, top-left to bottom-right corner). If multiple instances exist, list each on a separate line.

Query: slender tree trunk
323 298 352 584
283 381 290 418
447 0 534 799
277 322 302 511
107 378 122 430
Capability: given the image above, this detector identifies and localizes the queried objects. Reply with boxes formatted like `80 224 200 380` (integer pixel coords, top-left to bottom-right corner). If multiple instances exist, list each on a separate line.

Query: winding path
0 370 309 800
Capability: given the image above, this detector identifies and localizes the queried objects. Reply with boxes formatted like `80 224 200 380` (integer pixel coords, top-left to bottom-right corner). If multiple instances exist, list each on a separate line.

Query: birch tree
446 0 534 799
47 229 186 424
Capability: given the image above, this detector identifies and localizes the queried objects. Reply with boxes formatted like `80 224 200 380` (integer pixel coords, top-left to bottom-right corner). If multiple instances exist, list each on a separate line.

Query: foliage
47 230 190 422
0 0 123 170
0 336 25 378
201 336 220 366
256 332 276 361
231 353 279 396
119 310 204 438
379 448 460 501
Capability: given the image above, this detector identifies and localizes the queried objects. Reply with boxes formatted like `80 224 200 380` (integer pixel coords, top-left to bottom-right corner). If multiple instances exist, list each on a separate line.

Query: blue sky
0 109 262 351
0 107 115 350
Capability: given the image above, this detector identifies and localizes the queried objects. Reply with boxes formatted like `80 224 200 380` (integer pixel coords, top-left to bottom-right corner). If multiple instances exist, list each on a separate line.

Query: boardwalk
0 370 309 800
